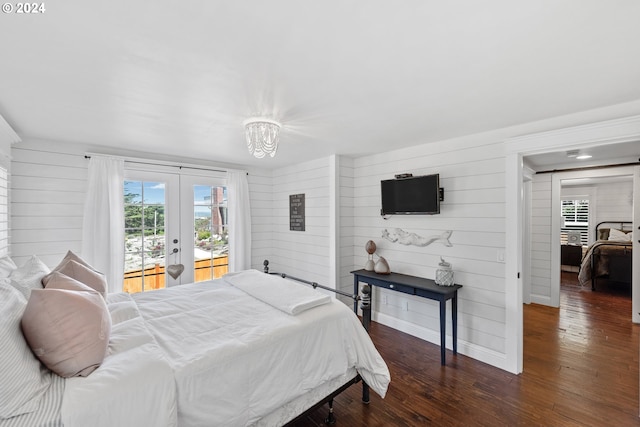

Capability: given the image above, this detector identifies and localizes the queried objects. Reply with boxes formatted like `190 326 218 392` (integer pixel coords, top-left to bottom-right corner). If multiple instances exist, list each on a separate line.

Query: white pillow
0 256 17 278
0 284 51 419
608 228 631 242
9 255 51 300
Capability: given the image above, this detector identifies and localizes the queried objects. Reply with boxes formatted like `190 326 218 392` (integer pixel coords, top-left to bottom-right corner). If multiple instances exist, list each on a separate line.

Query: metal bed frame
262 260 373 425
589 221 633 290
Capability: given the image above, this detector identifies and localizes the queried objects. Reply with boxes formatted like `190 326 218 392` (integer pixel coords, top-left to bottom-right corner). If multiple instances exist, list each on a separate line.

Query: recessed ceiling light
576 154 592 160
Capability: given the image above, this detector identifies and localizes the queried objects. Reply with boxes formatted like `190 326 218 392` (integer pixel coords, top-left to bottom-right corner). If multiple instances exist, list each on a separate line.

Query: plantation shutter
561 199 589 246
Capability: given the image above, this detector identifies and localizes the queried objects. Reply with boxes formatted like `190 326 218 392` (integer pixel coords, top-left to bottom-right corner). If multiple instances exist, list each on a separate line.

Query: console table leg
452 292 458 355
439 300 446 366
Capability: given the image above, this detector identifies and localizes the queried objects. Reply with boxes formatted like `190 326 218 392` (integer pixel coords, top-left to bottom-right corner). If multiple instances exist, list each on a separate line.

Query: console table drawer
378 281 414 295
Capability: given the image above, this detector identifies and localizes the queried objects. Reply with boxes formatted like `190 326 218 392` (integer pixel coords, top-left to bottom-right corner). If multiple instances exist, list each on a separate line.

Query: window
561 199 589 246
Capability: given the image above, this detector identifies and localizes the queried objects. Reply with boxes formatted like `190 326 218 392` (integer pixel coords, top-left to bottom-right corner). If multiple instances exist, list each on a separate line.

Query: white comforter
63 271 389 427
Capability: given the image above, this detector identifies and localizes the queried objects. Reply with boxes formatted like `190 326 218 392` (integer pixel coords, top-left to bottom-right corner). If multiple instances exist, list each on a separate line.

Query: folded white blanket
223 269 331 315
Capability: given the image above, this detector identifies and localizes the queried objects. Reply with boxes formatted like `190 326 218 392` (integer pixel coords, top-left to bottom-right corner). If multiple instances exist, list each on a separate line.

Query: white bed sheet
133 276 390 426
61 294 177 427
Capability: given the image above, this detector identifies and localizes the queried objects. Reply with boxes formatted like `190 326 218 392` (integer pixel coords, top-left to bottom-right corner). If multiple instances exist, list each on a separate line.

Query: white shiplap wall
247 167 273 271
0 114 17 257
352 138 508 360
10 140 270 272
530 173 552 304
266 157 333 288
0 167 8 257
338 157 355 302
11 141 88 267
593 180 634 225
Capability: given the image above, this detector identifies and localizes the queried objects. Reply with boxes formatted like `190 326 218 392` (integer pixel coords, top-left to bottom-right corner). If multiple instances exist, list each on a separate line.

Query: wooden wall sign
289 193 305 231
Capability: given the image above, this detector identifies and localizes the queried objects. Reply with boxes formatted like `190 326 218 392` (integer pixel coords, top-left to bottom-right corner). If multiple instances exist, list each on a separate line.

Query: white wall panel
266 157 332 287
11 140 271 273
10 141 88 266
530 173 552 304
351 138 508 360
0 166 8 256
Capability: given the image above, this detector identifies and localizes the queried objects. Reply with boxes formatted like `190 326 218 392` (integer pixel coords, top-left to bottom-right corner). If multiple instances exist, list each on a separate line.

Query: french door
123 166 228 292
179 173 228 284
123 169 180 292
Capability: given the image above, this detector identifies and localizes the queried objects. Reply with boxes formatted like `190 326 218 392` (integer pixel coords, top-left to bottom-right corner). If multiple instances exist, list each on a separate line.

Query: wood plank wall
593 180 634 224
11 141 87 267
247 167 273 271
266 157 332 288
0 167 8 257
10 140 273 274
338 157 355 302
530 173 552 304
351 139 508 360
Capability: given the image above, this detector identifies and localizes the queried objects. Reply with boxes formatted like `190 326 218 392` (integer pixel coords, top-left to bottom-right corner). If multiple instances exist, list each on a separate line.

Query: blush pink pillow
43 259 107 298
41 251 99 286
21 288 111 378
44 271 98 293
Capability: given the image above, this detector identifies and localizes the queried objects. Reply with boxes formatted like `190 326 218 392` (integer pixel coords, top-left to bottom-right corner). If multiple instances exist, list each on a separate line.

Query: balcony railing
123 255 229 293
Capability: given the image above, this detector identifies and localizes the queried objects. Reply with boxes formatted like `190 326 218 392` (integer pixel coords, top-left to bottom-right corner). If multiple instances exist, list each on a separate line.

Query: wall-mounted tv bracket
439 188 444 201
394 173 413 179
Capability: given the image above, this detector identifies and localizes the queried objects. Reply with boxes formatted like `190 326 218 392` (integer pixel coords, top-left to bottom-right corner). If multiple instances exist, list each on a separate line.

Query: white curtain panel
227 171 252 272
81 156 125 293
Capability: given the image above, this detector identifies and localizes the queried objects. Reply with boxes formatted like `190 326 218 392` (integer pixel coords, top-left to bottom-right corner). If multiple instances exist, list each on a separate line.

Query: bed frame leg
360 284 371 404
324 399 336 425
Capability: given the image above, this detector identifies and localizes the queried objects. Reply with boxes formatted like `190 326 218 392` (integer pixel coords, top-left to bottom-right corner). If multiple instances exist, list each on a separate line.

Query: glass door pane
124 180 167 293
193 185 228 282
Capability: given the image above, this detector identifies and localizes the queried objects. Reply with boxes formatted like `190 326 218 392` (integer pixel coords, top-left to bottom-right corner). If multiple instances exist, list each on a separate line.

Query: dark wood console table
351 269 462 366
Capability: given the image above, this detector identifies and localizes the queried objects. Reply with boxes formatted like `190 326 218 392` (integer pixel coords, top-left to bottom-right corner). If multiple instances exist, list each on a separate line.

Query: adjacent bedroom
1 1 640 426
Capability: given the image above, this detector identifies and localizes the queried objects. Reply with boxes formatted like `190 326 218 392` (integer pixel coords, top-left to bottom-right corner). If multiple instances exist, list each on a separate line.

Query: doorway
504 115 640 374
123 165 229 292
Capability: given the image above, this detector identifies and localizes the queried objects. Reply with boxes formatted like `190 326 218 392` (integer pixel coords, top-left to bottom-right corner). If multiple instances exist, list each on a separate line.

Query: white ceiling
1 1 640 169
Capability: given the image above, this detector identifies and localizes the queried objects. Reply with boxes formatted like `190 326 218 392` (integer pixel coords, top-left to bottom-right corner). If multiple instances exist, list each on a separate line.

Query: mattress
58 271 389 427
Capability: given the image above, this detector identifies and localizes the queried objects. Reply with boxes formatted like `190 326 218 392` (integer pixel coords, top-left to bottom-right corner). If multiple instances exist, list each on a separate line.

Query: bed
1 254 390 427
578 221 633 291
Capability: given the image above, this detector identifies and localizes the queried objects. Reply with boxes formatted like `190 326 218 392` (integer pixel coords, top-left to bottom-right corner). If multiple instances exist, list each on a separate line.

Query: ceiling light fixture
576 154 592 160
243 117 281 158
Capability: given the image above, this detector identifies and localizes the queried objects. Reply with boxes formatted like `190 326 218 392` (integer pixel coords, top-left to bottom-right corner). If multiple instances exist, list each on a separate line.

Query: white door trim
505 114 640 374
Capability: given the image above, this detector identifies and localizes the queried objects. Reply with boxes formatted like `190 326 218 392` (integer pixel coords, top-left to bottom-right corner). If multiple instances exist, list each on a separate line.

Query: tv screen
380 174 440 215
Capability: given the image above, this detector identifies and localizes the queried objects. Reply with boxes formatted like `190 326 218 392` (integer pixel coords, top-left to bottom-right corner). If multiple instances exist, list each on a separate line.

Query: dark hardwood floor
294 272 639 426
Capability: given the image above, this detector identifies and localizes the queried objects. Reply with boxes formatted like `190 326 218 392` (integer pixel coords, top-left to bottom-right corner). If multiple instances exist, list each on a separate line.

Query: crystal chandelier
243 118 281 158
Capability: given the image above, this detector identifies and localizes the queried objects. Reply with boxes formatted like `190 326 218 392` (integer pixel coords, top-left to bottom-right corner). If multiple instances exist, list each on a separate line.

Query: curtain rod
84 153 248 175
535 161 640 175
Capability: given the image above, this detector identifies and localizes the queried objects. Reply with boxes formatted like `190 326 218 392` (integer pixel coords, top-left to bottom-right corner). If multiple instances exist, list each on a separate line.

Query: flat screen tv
380 174 440 215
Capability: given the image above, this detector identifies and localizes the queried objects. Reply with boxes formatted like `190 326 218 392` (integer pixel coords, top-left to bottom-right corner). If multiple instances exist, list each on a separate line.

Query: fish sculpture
382 228 453 247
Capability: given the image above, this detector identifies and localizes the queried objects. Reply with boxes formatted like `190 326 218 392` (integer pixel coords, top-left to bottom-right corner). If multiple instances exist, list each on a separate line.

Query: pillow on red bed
21 280 111 378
